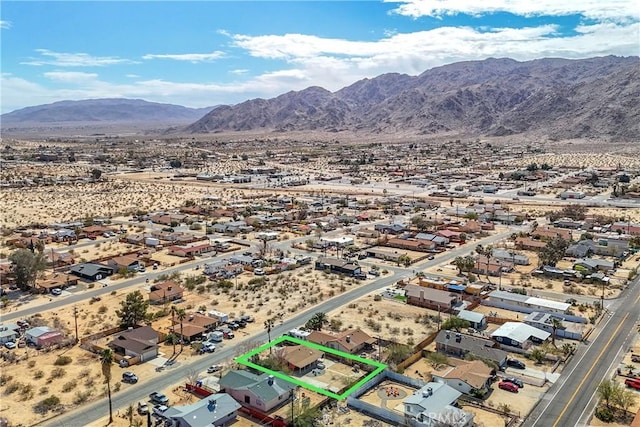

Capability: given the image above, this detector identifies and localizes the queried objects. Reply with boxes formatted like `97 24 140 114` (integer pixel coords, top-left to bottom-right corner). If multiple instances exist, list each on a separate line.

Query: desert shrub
98 305 108 314
34 395 61 414
373 294 382 301
78 369 91 378
0 374 13 386
61 380 77 393
33 370 45 380
49 367 66 380
39 386 48 395
595 406 614 422
27 360 36 368
5 381 23 394
54 355 72 366
113 382 121 392
20 383 34 400
73 389 92 404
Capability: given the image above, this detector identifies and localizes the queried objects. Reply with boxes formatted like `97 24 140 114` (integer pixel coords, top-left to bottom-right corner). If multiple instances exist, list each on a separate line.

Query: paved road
523 274 640 427
42 229 514 426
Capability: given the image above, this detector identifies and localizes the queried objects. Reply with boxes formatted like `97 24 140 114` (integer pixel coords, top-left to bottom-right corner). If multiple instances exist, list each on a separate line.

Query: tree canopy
8 248 46 290
538 236 569 267
305 312 328 331
115 291 149 328
441 316 470 332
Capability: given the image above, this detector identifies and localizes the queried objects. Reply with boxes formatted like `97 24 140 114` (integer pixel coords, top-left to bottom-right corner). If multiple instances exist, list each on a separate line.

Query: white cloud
385 0 640 21
230 69 249 75
21 49 134 67
142 51 225 63
0 20 11 29
44 71 99 82
3 21 639 113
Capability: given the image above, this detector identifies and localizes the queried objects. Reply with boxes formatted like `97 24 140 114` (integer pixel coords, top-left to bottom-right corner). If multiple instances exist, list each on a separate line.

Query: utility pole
73 306 79 344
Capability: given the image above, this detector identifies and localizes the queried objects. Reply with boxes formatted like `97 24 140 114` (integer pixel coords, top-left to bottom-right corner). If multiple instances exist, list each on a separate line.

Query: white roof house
491 322 551 348
404 382 474 427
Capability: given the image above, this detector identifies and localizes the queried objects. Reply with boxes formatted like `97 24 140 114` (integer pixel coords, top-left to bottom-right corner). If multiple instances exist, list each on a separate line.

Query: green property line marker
235 335 387 400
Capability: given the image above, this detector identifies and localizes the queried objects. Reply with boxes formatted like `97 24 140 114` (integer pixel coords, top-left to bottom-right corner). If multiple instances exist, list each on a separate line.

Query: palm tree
550 317 563 347
264 318 275 355
170 305 177 354
100 348 114 425
177 308 187 352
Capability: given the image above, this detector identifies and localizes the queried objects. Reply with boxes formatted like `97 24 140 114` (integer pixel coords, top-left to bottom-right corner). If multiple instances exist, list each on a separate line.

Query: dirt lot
325 290 439 346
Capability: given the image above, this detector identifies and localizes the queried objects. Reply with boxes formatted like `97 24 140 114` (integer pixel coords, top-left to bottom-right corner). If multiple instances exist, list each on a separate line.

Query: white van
208 331 224 342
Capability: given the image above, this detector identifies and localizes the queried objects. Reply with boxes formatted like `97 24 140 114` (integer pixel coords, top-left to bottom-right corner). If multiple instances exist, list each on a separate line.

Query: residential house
490 322 551 349
414 233 448 246
531 226 572 241
515 237 547 251
435 330 507 368
46 251 75 268
0 324 20 344
553 218 584 229
404 285 461 313
455 310 486 331
385 238 435 253
25 326 63 348
315 256 361 277
610 221 640 236
107 255 142 272
403 382 474 427
307 329 375 355
281 345 324 374
473 255 513 277
431 360 493 396
523 312 584 341
149 280 184 304
437 229 462 242
491 249 530 266
69 263 114 281
219 370 296 412
485 290 571 315
365 247 407 263
109 326 159 362
374 223 407 235
163 394 241 427
573 258 615 273
167 242 214 258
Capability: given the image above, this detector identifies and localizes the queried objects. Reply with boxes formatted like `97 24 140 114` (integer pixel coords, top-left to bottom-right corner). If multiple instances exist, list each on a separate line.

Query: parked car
254 268 265 276
137 401 149 415
223 330 235 339
498 381 519 393
122 372 138 384
4 341 16 350
240 315 255 323
369 269 380 277
226 322 240 330
506 359 526 369
427 255 435 260
51 288 62 296
503 377 524 388
201 342 216 353
149 392 169 405
632 354 640 363
625 378 640 390
152 404 169 417
207 365 223 373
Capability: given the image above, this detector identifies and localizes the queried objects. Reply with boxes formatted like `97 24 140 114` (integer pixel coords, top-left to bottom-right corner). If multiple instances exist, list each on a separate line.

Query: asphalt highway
523 274 640 427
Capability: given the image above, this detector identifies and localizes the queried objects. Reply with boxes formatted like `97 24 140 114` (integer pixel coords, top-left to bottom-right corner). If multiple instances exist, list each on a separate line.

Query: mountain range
187 56 639 141
2 56 639 141
1 98 215 125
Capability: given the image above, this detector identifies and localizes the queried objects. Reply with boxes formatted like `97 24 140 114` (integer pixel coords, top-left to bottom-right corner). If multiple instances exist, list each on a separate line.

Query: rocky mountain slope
1 98 215 124
186 56 639 141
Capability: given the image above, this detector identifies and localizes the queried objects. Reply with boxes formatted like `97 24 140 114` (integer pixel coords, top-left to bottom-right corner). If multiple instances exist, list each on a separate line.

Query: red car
498 381 519 393
625 379 640 390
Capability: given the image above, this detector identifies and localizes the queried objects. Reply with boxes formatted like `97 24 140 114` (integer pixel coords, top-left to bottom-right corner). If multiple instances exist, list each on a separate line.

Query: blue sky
1 1 638 113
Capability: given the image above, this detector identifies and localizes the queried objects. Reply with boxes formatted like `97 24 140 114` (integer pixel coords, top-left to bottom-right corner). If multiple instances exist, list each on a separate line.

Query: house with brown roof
404 285 461 313
167 242 214 258
431 359 494 396
515 237 547 251
107 255 142 272
307 329 375 355
173 312 219 332
473 255 513 277
385 238 435 252
531 226 572 241
149 280 184 304
281 345 324 373
109 326 159 362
